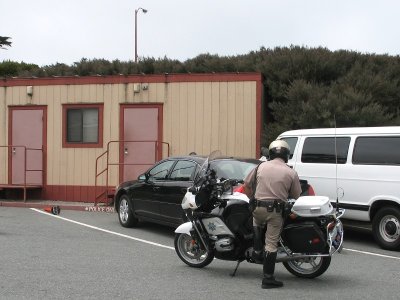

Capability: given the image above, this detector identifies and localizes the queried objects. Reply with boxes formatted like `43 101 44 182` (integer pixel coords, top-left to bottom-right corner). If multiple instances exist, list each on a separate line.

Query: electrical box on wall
133 83 140 93
27 86 33 96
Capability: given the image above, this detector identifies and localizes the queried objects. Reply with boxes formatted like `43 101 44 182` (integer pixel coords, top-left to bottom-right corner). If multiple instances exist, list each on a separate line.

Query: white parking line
343 248 400 260
31 208 400 260
30 208 174 250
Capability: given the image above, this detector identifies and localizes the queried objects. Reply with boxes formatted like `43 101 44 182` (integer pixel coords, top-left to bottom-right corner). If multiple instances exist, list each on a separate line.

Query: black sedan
114 155 260 228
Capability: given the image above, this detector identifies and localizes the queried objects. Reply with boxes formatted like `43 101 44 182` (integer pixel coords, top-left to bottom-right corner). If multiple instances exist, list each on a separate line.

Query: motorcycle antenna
334 114 340 212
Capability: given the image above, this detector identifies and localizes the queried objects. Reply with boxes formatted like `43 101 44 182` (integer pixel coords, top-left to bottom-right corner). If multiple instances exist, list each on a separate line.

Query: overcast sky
1 0 400 66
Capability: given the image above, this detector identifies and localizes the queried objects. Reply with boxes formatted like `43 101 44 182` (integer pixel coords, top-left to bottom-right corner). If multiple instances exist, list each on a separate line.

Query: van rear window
301 137 350 164
353 136 400 165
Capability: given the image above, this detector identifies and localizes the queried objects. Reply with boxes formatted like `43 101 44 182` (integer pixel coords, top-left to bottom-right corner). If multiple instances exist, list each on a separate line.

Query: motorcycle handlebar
190 170 243 198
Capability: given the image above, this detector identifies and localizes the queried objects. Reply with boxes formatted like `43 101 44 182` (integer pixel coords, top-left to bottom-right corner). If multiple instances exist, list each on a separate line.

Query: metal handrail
0 145 44 201
94 140 170 206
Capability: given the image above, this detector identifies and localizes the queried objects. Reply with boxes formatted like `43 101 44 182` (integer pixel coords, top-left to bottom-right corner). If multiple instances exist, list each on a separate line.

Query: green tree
0 36 12 49
0 60 39 77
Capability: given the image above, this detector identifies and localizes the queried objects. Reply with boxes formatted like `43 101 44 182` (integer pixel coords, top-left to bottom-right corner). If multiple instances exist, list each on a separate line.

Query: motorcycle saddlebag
281 221 326 253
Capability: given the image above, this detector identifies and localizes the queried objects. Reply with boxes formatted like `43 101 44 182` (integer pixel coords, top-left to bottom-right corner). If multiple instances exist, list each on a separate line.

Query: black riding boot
262 251 283 289
252 226 263 263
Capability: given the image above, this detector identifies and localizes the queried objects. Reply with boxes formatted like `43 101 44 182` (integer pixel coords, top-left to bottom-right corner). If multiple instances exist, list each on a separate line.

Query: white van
277 127 400 250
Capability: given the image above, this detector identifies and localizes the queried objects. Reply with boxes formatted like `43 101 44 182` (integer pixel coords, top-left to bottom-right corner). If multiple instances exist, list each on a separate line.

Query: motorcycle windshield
194 150 222 186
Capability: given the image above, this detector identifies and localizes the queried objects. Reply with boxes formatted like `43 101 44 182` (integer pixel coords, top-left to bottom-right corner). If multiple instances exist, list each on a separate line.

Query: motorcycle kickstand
230 259 243 277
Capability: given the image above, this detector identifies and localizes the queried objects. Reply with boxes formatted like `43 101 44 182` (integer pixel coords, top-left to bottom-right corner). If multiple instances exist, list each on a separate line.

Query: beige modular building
0 72 264 203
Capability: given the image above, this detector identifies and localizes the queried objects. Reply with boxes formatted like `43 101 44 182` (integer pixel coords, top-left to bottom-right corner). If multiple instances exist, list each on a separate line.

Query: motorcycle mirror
189 186 197 194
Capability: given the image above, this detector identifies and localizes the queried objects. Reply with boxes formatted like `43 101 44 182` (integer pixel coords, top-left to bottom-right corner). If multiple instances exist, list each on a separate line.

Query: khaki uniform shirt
244 158 302 202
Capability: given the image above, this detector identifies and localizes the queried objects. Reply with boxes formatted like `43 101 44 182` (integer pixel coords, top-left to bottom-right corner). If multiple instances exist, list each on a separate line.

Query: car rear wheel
118 194 139 228
372 206 400 250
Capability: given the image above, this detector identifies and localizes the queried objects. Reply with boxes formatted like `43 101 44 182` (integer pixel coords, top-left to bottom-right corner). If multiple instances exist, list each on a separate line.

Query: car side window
169 160 197 181
148 160 175 180
301 137 350 164
353 136 400 165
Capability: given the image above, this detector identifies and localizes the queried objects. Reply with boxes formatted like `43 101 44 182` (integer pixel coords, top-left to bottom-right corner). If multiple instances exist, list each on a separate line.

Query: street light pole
135 7 148 63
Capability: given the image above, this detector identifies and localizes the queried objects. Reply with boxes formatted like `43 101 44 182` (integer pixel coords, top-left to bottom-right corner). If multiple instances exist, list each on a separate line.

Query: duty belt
256 199 285 213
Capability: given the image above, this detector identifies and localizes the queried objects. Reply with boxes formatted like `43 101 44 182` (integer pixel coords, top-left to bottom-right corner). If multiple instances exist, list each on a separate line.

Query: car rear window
211 160 258 180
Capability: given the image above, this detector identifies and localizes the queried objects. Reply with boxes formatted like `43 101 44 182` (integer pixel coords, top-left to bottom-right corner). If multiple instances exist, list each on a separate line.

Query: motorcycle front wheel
283 256 331 278
174 233 214 268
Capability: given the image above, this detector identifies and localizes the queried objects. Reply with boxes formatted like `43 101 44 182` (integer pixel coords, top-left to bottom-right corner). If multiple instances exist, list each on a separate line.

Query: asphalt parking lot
1 207 399 300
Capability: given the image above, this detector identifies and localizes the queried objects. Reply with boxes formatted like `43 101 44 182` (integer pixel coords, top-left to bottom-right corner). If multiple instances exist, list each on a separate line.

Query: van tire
372 206 400 251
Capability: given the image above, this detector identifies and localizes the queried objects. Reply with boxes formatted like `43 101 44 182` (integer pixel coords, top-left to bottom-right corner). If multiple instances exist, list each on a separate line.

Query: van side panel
340 164 400 211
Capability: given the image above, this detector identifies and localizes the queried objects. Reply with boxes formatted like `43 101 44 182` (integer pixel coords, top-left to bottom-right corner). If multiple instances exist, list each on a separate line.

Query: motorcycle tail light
311 238 320 244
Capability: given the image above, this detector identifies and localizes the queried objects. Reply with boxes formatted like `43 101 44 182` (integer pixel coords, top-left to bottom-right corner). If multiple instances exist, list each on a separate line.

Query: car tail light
307 185 315 196
234 185 244 193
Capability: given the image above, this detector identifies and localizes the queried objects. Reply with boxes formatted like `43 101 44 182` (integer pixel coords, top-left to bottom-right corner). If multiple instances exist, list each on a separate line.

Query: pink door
122 106 160 181
10 108 44 185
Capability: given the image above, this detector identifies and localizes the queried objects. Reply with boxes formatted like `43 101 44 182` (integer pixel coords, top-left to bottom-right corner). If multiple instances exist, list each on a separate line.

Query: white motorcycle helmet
269 140 290 163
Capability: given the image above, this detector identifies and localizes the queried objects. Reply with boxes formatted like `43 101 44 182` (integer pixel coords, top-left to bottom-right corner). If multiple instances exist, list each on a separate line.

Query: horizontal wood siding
0 74 260 201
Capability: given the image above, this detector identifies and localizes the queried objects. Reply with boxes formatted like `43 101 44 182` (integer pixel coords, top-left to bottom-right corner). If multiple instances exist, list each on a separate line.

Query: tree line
1 45 399 145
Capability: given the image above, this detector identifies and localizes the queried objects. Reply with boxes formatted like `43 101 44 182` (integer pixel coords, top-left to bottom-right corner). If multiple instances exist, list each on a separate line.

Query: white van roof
278 126 400 137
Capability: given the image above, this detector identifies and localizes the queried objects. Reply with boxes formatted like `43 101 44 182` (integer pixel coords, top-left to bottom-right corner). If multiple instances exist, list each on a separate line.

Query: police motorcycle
174 151 344 278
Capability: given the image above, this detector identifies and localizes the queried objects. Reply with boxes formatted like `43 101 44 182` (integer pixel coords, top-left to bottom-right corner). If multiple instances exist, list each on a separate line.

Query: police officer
243 140 302 289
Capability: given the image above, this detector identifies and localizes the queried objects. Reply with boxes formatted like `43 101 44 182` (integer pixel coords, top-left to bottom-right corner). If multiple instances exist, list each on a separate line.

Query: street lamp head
136 7 147 14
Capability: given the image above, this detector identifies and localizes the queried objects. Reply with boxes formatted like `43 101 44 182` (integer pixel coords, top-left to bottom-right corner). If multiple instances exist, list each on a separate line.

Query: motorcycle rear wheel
174 233 214 268
283 256 331 278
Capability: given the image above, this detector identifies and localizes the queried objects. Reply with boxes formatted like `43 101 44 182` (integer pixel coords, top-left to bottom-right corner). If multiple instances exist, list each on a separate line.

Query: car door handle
153 187 161 191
